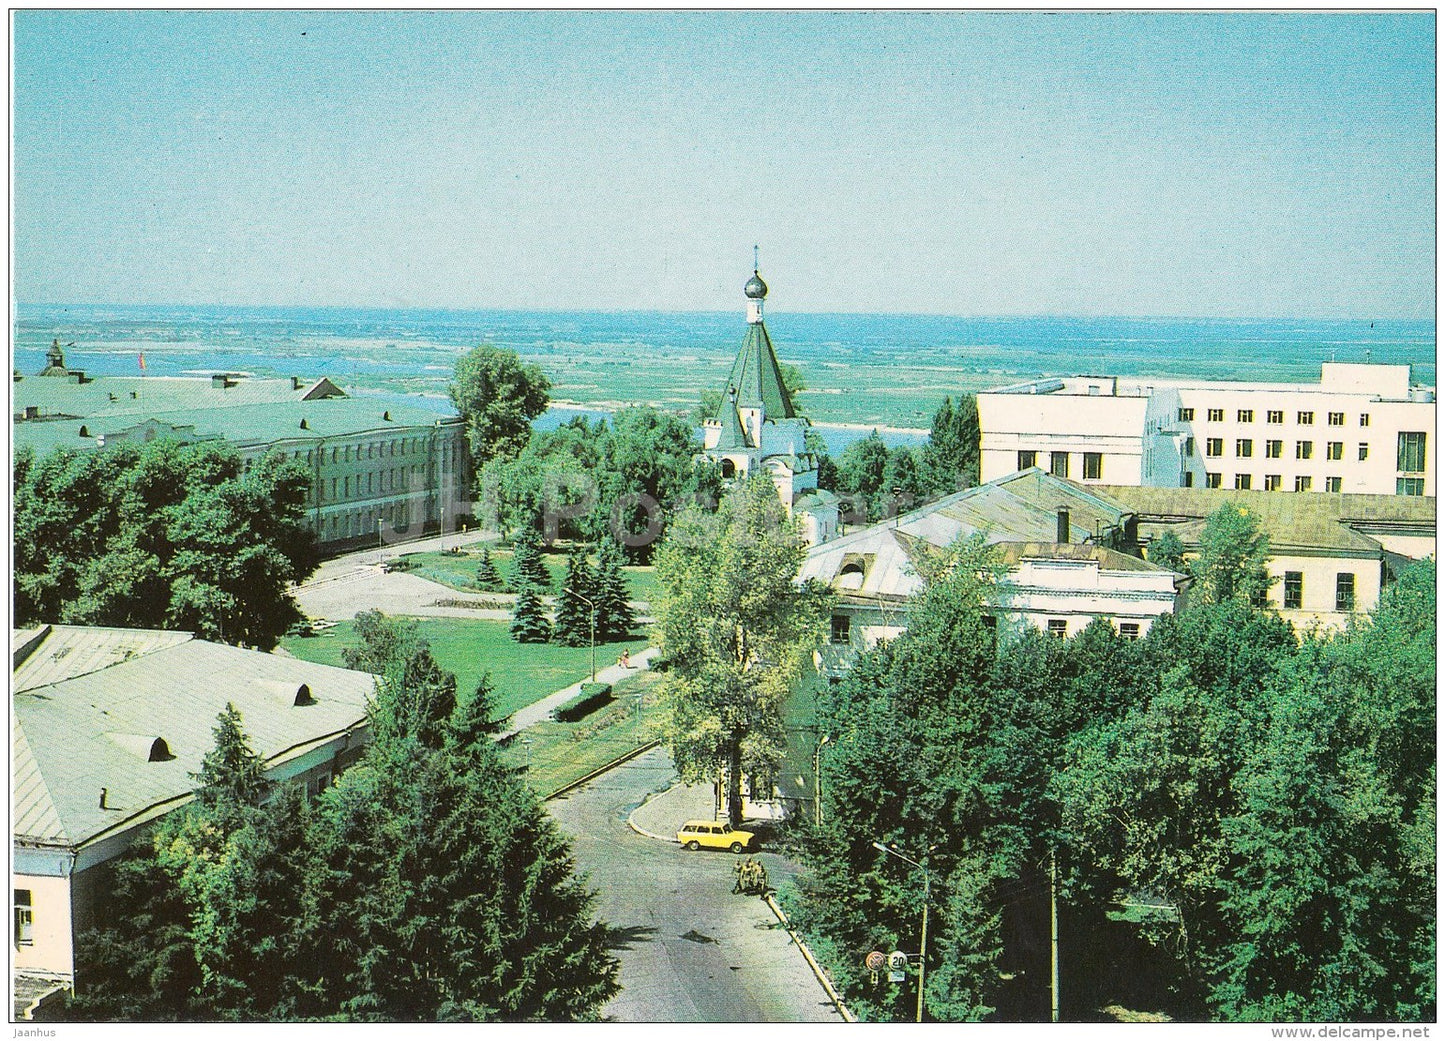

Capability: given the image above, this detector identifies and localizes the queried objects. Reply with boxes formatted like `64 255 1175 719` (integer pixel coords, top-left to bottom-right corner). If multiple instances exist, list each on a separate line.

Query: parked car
676 819 756 854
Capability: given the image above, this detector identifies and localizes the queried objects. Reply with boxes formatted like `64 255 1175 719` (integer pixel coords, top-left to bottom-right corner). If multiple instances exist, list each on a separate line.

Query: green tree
1149 530 1188 573
297 634 619 1020
343 611 458 750
13 438 316 649
594 537 637 639
880 446 927 516
449 343 551 473
836 431 891 520
1189 503 1273 607
653 475 830 824
474 547 507 591
554 547 599 647
508 530 553 592
780 361 807 396
510 586 553 644
920 395 980 495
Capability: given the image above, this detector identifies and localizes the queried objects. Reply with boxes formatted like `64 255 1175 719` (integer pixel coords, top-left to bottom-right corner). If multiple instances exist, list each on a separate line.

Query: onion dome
744 270 768 300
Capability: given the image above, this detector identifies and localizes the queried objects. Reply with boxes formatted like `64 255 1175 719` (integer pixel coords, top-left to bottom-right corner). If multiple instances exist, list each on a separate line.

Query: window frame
1235 438 1253 458
1083 452 1103 481
1237 409 1254 423
1296 440 1313 460
1283 571 1303 609
1335 573 1355 612
1328 411 1345 426
1398 431 1427 474
14 889 32 947
1018 449 1037 471
1206 437 1224 458
1207 408 1225 422
1267 410 1284 424
1297 411 1315 425
1049 451 1069 479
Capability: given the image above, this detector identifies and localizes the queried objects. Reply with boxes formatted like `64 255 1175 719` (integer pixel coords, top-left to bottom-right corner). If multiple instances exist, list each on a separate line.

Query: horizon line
12 301 1437 326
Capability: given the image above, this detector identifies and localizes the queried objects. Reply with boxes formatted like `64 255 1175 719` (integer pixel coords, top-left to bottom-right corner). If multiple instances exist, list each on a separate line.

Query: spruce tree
509 585 552 643
594 537 637 639
553 547 598 647
509 531 552 593
474 547 507 591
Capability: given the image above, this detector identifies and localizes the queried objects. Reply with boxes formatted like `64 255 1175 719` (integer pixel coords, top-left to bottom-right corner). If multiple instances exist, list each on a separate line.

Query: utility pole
873 840 932 1023
564 587 597 683
813 734 830 828
1051 847 1060 1024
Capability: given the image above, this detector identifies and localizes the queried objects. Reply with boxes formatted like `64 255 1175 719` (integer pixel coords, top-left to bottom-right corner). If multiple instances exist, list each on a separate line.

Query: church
700 265 840 545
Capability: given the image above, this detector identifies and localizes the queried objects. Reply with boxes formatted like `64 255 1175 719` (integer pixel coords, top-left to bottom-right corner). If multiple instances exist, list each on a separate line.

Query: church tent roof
714 321 797 421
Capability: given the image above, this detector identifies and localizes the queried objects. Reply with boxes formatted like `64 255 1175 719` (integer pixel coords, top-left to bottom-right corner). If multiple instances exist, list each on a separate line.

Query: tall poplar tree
652 475 830 824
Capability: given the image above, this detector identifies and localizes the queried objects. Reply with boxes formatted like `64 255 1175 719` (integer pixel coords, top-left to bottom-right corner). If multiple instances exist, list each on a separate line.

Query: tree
554 547 599 647
64 706 308 1022
593 537 637 639
1149 530 1188 574
780 361 807 396
343 611 458 750
1189 503 1273 607
13 438 316 649
653 475 830 824
920 395 980 495
475 547 507 591
836 431 891 520
508 530 553 592
510 586 553 644
448 344 551 473
880 446 927 516
297 631 619 1020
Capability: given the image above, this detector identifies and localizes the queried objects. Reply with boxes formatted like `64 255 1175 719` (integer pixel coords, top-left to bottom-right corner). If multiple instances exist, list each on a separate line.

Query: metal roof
13 624 193 692
800 468 1138 597
1092 485 1425 555
714 321 796 421
13 633 375 850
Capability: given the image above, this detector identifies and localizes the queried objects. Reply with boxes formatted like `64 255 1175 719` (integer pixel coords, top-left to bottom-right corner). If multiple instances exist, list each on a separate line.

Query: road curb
544 740 661 802
625 784 681 842
765 893 858 1024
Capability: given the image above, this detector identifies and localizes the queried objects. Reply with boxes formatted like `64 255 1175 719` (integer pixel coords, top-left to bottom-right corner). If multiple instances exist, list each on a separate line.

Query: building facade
798 469 1185 676
12 355 470 555
978 363 1434 497
12 625 376 999
700 269 840 544
1100 485 1436 632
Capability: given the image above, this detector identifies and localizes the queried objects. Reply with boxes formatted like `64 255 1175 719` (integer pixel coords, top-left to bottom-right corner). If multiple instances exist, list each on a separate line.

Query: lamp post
563 587 597 683
521 736 532 772
872 840 932 1023
813 734 831 827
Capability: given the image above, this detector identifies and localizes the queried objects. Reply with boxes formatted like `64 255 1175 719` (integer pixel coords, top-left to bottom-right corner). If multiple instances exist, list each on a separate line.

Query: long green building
12 346 470 554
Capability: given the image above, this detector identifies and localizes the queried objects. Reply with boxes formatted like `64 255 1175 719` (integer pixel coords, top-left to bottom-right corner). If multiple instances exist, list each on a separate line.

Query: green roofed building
701 265 839 544
12 354 469 555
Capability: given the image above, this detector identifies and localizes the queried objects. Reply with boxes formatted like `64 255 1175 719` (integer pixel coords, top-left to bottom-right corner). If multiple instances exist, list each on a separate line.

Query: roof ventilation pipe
1057 508 1071 544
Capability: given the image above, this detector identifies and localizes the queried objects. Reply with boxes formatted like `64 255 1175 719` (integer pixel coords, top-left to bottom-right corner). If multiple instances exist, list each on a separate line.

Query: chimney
212 374 229 388
99 787 109 809
23 406 37 420
291 376 303 390
1056 508 1071 543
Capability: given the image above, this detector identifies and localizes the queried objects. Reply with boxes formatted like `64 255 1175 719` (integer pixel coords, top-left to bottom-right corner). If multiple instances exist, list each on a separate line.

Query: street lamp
563 586 597 683
521 736 532 772
813 734 831 827
872 840 932 1023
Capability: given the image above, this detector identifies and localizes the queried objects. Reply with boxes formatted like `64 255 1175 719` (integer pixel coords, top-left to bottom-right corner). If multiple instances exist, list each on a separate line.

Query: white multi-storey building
978 363 1434 497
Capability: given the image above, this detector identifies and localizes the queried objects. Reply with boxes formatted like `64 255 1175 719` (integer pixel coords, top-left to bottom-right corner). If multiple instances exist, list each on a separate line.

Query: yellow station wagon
676 819 756 853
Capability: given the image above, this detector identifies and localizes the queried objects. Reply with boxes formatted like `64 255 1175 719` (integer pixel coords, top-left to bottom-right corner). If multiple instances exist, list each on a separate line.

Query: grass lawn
500 670 666 798
395 547 660 604
280 616 644 721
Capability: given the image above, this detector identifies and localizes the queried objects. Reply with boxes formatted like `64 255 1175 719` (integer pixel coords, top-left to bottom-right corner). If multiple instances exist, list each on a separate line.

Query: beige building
1098 485 1436 632
798 469 1185 676
12 351 470 555
979 363 1434 498
12 625 376 1012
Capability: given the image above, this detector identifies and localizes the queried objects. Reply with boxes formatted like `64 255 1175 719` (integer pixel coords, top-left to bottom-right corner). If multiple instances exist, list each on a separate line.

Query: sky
11 10 1437 318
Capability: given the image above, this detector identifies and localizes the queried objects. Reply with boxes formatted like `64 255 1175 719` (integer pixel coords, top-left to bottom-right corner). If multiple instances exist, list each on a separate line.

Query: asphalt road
547 748 844 1023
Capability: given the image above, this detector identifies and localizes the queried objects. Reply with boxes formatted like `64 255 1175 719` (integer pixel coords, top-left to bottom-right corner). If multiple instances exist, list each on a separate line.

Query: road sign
865 950 886 972
888 950 909 983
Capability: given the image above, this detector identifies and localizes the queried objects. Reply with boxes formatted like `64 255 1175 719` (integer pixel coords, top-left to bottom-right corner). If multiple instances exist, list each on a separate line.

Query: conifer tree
474 546 507 591
509 530 552 593
553 547 598 647
510 585 552 644
594 537 636 639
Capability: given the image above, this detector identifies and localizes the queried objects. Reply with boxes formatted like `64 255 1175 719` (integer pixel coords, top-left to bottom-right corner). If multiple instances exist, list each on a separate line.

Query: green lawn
499 670 665 798
281 616 642 721
395 547 660 604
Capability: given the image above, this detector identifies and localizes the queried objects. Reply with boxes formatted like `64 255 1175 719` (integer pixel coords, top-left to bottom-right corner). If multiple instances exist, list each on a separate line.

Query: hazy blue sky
12 10 1435 317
